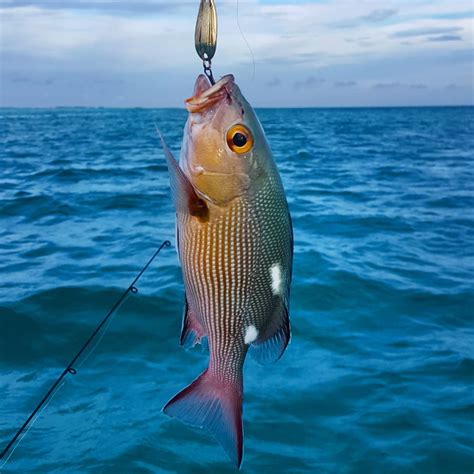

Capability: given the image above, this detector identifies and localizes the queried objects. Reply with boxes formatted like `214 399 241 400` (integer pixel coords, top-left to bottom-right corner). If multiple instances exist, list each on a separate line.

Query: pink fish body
161 74 293 468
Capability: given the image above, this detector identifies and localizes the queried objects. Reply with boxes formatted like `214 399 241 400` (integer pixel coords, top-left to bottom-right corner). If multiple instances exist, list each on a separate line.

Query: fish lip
185 74 234 113
192 74 211 97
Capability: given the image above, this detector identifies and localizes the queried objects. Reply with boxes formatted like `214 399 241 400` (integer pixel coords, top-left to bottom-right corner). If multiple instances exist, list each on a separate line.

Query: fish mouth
185 74 234 113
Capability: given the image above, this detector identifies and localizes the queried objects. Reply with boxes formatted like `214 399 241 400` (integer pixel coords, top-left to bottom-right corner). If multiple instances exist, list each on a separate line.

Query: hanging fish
160 73 293 468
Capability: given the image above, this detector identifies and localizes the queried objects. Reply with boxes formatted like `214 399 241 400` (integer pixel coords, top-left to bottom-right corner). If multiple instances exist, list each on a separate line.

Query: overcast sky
0 0 473 107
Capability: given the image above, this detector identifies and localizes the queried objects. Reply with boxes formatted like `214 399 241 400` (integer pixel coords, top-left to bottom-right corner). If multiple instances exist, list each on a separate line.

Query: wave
0 286 182 367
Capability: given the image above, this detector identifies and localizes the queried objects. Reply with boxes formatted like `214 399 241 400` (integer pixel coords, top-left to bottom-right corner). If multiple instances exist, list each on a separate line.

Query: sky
0 0 473 107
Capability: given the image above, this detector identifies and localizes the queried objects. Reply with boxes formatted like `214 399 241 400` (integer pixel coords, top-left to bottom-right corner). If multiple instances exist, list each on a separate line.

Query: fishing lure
194 0 218 84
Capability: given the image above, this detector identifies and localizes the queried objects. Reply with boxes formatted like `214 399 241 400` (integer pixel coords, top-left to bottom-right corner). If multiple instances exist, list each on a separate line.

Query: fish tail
163 369 243 468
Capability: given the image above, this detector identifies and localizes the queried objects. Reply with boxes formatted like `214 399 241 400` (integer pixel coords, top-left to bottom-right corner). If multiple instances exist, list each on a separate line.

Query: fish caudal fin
163 370 243 468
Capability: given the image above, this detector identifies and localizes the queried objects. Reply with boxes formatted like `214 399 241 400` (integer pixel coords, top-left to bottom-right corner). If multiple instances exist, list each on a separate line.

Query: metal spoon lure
195 0 218 85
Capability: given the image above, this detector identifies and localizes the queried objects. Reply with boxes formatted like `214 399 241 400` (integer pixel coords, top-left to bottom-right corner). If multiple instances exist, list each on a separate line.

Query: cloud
93 78 125 85
360 9 398 23
333 80 357 87
7 74 55 86
428 34 462 41
373 82 401 89
294 76 325 89
391 26 462 38
409 83 428 89
1 0 473 107
333 8 397 28
0 0 187 15
266 77 281 87
373 82 429 90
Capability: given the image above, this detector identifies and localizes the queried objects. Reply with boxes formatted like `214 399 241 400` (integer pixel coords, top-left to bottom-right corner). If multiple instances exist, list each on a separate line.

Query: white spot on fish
270 263 282 295
244 325 258 344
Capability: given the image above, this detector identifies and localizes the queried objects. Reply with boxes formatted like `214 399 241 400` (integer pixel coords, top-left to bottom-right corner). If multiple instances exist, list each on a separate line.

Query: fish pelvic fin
249 299 291 365
163 369 243 468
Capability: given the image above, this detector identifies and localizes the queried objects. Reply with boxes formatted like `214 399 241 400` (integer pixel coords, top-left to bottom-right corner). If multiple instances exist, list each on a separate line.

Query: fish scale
180 200 255 380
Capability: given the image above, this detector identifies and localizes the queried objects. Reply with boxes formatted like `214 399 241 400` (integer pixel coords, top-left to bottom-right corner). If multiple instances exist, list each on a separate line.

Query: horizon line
1 104 473 110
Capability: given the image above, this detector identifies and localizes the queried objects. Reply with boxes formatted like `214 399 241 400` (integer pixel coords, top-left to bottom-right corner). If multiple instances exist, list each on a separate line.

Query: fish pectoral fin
158 130 209 220
249 298 291 365
180 297 207 350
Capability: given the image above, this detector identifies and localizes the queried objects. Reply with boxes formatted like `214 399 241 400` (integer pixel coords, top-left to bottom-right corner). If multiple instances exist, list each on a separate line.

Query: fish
161 73 293 468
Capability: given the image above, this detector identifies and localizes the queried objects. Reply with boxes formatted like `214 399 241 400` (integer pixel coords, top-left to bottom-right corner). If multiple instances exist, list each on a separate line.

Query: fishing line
0 379 67 471
236 0 256 81
0 240 171 466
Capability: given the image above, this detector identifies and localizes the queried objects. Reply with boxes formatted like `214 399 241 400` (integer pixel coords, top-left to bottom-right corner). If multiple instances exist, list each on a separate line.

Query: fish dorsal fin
158 131 208 221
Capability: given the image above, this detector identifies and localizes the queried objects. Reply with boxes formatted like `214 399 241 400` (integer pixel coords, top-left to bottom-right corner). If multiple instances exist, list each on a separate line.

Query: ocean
0 106 473 473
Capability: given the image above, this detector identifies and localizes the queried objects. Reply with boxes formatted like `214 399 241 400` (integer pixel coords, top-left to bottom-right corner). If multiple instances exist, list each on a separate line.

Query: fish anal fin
158 130 209 222
249 299 291 365
180 298 207 349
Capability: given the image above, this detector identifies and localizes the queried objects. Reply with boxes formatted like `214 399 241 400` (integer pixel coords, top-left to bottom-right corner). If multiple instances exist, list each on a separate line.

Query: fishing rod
0 240 171 465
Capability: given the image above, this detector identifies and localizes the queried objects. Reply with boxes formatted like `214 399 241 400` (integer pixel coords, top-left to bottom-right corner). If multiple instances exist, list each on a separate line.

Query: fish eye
226 124 254 154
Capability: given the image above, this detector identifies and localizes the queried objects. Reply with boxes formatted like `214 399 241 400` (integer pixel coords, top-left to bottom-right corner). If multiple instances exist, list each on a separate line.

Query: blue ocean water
0 106 473 473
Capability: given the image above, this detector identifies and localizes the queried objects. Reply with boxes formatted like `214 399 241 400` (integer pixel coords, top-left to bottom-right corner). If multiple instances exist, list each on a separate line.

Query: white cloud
0 1 472 106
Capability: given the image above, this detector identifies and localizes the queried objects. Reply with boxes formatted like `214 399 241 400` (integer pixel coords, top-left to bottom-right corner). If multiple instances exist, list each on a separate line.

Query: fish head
181 74 271 205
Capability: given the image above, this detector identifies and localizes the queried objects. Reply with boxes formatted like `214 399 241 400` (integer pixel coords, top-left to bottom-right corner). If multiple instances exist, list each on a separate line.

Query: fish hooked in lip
185 74 234 113
161 72 293 468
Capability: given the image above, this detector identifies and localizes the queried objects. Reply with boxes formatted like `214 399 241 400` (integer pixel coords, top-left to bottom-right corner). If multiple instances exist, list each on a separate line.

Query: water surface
1 106 473 473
